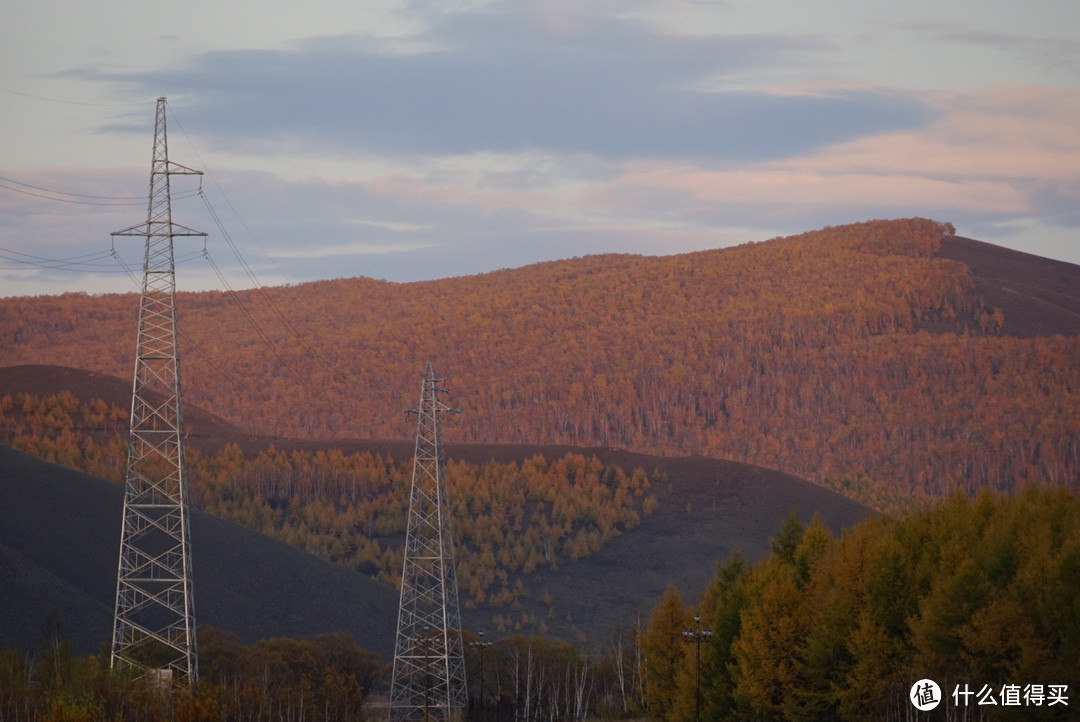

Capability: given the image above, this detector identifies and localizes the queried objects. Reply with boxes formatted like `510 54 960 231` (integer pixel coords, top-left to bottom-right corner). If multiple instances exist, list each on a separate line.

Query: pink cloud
588 164 1026 214
355 84 1079 229
813 84 1080 182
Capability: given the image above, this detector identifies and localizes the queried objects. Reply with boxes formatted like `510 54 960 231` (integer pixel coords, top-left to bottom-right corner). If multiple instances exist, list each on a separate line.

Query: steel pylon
110 97 204 685
389 362 467 722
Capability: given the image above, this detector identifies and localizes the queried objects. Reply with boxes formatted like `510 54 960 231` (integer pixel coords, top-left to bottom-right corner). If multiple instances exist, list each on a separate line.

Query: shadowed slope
0 444 399 659
938 235 1080 337
1 394 872 650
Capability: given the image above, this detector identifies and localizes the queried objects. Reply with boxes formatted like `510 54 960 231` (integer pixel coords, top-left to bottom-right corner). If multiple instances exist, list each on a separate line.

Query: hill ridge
2 219 1077 504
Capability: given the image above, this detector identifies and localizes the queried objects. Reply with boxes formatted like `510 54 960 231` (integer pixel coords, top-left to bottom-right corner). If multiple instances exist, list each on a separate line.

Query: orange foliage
2 218 1077 509
1 394 658 610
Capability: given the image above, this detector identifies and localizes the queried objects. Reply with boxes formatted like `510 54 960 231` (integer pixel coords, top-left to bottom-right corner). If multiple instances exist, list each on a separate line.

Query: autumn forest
2 219 1077 513
0 389 660 619
2 217 1079 720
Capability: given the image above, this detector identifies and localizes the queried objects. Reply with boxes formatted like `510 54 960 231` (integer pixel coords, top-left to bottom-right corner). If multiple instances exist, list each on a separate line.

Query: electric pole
683 613 712 722
110 97 204 685
469 631 493 720
389 362 467 721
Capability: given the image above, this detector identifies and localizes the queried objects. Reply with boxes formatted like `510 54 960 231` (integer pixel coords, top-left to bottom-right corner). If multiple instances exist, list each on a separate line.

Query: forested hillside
637 486 1080 721
2 218 1078 507
0 391 656 620
1 383 871 645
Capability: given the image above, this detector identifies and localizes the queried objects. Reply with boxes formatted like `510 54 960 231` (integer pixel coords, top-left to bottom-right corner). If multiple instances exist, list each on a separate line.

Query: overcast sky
2 0 1078 296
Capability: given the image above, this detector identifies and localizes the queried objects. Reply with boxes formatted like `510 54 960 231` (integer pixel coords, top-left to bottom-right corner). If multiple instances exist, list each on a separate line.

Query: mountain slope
0 541 113 655
1 219 1077 503
0 365 873 648
514 450 871 639
0 444 399 659
937 235 1080 337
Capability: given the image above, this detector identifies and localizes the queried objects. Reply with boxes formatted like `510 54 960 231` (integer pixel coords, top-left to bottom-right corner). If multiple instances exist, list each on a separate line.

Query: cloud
571 83 1080 230
8 3 1079 298
272 239 435 259
184 81 1079 280
75 6 931 163
6 77 1077 297
905 18 1080 75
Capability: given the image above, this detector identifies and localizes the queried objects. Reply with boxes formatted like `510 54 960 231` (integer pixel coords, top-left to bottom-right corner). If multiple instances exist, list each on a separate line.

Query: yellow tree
640 583 688 720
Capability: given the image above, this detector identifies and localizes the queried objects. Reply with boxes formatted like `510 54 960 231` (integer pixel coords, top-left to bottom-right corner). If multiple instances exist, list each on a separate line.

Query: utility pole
110 97 204 685
469 631 493 720
389 362 467 721
683 613 712 722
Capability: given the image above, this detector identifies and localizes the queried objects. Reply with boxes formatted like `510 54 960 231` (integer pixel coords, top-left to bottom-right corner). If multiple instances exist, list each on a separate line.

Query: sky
1 0 1079 296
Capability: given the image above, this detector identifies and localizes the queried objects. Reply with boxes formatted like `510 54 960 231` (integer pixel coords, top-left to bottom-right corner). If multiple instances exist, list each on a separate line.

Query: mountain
1 219 1076 508
0 364 872 653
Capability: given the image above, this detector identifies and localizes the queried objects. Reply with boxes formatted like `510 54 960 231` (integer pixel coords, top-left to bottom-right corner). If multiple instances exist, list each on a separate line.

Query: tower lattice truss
111 97 205 684
389 362 468 721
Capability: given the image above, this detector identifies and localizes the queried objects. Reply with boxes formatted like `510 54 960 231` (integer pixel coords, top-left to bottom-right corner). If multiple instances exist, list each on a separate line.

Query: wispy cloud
272 240 434 259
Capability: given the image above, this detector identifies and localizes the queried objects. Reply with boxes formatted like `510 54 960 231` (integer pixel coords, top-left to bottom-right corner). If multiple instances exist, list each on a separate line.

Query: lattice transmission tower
110 97 204 684
389 362 468 722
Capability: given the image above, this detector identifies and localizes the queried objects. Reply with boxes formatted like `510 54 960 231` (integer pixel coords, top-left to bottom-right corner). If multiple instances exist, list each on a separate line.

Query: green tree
698 554 750 721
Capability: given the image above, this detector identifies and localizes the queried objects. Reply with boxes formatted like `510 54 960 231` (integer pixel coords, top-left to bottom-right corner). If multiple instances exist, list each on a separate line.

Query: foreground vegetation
0 629 380 722
640 486 1079 721
4 487 1076 720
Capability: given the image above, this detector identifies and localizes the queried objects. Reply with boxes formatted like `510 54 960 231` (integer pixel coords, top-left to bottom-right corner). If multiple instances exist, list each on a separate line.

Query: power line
1 246 115 263
2 245 132 272
0 175 200 206
0 180 144 206
199 247 330 404
196 189 335 375
0 85 145 108
166 103 337 377
0 244 202 273
0 174 146 200
167 105 295 286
